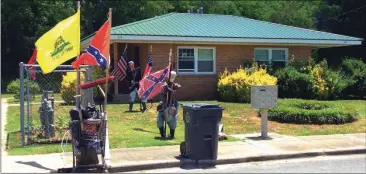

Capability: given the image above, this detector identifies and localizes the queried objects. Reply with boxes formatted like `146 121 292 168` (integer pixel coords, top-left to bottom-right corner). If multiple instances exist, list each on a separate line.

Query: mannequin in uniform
156 71 181 139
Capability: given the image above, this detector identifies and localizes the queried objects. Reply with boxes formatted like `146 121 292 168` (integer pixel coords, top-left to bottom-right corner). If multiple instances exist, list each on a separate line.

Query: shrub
218 62 277 103
274 67 313 99
341 58 366 98
217 69 238 102
60 72 84 105
268 99 359 124
301 59 347 100
6 79 40 100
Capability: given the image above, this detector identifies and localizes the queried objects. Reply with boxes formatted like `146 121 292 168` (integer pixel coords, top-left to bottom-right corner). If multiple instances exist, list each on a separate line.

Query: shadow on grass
15 161 54 171
124 110 141 113
6 133 9 150
132 128 155 134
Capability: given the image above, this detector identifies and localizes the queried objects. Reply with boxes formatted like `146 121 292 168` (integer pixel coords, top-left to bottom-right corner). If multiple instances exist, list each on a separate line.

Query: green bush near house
274 67 313 99
6 79 40 100
273 58 362 100
302 59 348 100
341 58 366 98
268 99 359 124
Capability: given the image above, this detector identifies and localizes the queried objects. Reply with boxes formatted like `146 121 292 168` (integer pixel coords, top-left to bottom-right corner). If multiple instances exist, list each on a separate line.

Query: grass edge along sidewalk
3 97 366 155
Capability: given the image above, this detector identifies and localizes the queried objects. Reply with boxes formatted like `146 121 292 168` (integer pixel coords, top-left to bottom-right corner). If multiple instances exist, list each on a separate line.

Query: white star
95 51 98 55
99 58 104 62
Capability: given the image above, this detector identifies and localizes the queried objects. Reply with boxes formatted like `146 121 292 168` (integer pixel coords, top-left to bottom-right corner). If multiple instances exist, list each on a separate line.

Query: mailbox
251 85 278 109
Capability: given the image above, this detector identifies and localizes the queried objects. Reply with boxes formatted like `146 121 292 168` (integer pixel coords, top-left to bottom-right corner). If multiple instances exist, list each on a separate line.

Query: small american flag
111 48 128 81
142 52 153 78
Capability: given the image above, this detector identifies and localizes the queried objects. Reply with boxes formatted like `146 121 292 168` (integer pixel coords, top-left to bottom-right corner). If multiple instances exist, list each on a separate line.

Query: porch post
113 42 118 95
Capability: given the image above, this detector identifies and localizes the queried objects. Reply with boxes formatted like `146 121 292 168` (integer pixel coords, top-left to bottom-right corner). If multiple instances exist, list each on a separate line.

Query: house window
254 48 288 68
177 47 215 74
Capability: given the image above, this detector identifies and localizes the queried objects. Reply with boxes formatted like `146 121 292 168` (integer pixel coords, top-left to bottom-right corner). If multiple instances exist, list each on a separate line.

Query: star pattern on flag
140 68 169 100
86 45 107 68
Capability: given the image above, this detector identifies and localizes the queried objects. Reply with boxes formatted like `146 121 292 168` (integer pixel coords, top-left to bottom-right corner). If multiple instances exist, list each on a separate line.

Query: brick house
81 12 362 101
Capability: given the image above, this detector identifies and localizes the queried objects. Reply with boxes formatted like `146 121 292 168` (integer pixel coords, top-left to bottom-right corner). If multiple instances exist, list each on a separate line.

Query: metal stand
260 108 268 138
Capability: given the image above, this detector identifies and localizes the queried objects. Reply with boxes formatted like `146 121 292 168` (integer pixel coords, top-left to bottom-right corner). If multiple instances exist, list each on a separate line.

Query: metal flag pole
164 49 173 139
149 45 154 109
103 7 112 167
76 1 83 129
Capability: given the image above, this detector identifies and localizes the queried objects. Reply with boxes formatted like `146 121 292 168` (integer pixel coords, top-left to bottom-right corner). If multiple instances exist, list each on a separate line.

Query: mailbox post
251 85 278 138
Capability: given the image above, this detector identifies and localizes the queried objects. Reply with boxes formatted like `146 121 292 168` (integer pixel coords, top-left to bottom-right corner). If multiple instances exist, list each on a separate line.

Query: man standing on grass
156 71 181 139
127 61 147 112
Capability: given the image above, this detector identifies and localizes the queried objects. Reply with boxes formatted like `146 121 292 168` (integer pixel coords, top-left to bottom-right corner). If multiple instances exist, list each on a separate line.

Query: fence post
26 69 31 143
19 62 25 146
82 66 94 107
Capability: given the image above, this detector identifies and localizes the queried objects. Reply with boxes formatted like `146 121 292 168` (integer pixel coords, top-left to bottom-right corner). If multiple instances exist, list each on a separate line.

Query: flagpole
164 49 172 139
75 1 84 130
149 45 154 109
103 7 112 167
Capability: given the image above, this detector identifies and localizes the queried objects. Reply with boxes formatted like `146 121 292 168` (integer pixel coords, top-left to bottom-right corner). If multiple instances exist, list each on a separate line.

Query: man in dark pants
127 61 147 112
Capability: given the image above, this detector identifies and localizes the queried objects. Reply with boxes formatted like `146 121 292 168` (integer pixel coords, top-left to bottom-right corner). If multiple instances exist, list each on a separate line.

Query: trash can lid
181 103 222 109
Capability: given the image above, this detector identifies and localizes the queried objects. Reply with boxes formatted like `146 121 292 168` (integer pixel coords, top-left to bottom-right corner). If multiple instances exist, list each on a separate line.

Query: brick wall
115 43 312 100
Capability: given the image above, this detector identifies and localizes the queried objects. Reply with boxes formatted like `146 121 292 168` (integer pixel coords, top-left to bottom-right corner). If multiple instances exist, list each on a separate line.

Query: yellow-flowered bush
60 72 84 105
218 62 277 103
300 59 347 99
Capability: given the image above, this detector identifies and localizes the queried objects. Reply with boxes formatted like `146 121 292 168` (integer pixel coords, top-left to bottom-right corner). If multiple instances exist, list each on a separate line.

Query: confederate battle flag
72 19 110 69
137 64 170 101
138 52 172 101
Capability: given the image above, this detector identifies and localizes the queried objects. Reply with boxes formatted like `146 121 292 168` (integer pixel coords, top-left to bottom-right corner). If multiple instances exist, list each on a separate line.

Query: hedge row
267 99 359 124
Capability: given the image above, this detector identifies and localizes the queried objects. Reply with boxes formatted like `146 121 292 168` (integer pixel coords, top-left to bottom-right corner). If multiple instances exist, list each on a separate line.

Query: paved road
126 154 366 173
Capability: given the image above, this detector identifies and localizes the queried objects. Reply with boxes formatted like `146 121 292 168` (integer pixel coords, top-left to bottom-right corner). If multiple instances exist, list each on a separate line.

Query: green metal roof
108 13 362 41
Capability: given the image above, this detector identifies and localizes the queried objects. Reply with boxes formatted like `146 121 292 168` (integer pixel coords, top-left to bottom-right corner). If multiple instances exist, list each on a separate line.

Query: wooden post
113 43 118 95
103 7 112 166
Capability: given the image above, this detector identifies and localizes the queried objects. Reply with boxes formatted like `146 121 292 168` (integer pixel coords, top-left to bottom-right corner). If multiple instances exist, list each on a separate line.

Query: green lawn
2 93 63 104
4 99 366 155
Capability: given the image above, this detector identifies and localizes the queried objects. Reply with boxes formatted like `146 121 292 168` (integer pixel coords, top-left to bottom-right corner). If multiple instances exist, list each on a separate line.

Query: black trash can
180 103 224 160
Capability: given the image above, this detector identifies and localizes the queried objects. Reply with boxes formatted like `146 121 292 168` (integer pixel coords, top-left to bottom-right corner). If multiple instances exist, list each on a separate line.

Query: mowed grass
4 99 366 155
2 93 63 104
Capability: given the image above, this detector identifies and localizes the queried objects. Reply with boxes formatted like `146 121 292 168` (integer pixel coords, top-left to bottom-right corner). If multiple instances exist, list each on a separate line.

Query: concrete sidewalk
1 133 365 173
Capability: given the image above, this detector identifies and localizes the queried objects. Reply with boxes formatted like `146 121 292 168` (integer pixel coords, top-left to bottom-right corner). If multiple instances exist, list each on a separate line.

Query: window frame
177 46 216 75
254 48 289 65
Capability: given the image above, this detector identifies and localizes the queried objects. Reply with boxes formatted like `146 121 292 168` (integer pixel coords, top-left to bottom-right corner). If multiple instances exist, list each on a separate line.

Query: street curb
109 148 366 173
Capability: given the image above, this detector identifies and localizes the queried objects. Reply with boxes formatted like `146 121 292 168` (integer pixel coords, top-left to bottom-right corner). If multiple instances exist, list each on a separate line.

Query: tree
315 0 366 65
1 0 75 85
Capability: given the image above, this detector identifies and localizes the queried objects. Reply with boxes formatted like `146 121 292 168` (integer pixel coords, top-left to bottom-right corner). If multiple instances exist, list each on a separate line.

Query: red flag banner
72 19 110 69
28 48 37 80
137 64 170 101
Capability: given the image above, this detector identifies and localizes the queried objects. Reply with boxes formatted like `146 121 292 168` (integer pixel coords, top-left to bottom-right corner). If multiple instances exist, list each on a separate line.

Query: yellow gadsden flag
35 9 80 74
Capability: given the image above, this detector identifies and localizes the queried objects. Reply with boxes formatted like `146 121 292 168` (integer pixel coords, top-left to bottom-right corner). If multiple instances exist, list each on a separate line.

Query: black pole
164 50 173 139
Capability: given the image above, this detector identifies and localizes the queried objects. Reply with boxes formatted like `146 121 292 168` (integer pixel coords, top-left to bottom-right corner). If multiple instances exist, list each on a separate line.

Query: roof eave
113 35 362 46
80 34 362 50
